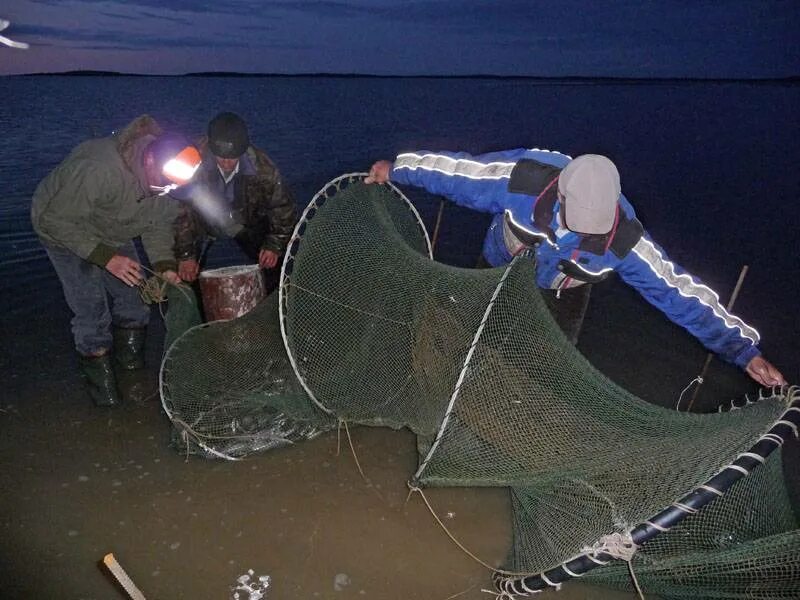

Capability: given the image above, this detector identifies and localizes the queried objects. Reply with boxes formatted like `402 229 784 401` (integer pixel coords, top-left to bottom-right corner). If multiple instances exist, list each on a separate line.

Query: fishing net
581 452 800 598
161 284 336 460
162 283 202 352
160 174 800 597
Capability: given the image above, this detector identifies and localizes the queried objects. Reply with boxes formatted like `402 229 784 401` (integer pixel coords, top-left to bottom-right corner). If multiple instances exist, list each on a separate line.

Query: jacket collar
531 180 613 255
201 147 257 178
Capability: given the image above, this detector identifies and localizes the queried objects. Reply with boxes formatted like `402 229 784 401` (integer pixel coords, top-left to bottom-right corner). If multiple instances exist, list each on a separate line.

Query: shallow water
2 76 799 598
0 307 655 599
1 264 797 599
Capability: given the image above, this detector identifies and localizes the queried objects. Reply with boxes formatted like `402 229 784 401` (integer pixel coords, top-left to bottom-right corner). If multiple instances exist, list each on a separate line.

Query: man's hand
178 259 200 282
161 270 182 285
745 356 787 387
259 249 279 269
364 160 392 184
106 255 143 286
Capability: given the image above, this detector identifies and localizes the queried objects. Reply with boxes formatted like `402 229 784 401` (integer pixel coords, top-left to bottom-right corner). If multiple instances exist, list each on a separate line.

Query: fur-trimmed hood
31 113 180 269
114 114 163 175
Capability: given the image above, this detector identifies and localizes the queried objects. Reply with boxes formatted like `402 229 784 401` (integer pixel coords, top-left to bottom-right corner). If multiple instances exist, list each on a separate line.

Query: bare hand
106 255 143 286
364 160 392 184
259 249 279 269
161 270 182 285
745 355 787 387
178 259 200 282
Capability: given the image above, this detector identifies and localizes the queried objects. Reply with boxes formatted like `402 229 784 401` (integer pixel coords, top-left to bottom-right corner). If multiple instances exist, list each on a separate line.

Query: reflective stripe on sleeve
631 237 760 343
395 153 516 180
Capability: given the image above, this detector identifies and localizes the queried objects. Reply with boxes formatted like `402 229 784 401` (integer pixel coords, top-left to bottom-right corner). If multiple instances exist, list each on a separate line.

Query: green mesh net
163 283 202 352
160 174 800 598
161 286 336 459
582 454 800 599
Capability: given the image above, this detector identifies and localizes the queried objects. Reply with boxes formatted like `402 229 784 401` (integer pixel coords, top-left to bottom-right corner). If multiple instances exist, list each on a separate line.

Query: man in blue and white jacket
366 148 785 388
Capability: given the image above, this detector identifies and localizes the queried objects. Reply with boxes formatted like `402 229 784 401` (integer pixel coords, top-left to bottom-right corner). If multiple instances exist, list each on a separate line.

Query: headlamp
162 146 202 185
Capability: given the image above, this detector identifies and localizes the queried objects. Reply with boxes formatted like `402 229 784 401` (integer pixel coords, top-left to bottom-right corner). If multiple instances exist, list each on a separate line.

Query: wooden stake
103 553 147 600
685 265 749 411
430 199 446 255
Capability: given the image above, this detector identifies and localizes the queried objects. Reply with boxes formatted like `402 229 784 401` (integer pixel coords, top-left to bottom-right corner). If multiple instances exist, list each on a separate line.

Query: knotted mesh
162 175 800 597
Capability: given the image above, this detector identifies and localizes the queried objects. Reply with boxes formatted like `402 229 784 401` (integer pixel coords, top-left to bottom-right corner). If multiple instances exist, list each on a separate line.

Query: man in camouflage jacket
174 112 296 281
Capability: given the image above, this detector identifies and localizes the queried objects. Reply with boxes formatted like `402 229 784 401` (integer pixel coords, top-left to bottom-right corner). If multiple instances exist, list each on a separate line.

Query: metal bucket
197 264 266 322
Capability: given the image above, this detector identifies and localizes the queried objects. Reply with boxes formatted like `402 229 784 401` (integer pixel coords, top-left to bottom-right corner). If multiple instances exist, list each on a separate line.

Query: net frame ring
278 172 432 414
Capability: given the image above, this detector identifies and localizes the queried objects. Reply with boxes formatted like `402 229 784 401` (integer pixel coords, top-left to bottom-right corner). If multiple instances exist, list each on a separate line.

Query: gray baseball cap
557 154 621 234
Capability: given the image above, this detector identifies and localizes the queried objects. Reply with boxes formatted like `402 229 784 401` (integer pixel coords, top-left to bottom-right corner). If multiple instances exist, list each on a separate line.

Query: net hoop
159 321 243 461
278 173 432 415
493 386 800 596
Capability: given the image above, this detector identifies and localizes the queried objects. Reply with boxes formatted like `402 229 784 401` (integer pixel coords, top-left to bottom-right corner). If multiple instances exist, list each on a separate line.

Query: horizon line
3 70 799 82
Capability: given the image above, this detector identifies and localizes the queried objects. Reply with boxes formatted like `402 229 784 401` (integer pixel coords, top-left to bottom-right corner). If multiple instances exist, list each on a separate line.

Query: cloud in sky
2 0 799 76
12 23 253 49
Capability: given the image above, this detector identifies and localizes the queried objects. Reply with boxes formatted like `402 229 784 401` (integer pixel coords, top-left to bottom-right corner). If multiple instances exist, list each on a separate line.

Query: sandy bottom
2 278 796 599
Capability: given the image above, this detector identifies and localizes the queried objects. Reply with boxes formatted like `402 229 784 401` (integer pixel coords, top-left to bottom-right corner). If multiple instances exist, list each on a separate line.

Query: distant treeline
5 70 800 84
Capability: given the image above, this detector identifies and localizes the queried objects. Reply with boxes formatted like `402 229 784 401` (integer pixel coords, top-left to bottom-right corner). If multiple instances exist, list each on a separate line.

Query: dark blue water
2 75 798 379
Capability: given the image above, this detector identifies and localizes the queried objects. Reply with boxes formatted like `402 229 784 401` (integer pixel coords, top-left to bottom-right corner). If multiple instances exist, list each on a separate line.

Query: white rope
760 433 784 446
627 561 646 600
644 519 670 532
581 532 645 599
726 464 750 476
539 573 561 589
675 376 702 410
698 484 723 497
738 451 766 463
481 589 524 599
776 419 799 438
582 531 639 562
585 553 610 565
408 485 520 574
672 501 699 515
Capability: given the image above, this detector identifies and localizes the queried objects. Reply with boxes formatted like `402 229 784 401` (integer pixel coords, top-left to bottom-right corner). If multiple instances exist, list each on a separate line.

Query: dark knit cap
208 112 249 158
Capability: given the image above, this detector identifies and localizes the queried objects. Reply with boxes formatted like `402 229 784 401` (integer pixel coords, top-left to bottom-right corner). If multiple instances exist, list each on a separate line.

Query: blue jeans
44 241 149 355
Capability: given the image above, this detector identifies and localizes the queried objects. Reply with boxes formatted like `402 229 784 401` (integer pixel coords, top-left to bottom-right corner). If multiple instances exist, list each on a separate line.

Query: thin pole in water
429 199 446 256
685 264 750 412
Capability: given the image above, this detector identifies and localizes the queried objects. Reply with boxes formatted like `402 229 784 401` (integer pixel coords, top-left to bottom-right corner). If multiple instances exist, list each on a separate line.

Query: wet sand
1 278 796 599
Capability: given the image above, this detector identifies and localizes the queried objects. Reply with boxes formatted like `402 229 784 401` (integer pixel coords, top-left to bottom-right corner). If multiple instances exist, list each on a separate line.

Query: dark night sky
1 0 799 77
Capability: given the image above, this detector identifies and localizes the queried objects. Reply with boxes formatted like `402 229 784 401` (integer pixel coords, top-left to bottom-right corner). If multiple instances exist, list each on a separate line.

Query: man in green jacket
31 115 200 407
173 112 296 286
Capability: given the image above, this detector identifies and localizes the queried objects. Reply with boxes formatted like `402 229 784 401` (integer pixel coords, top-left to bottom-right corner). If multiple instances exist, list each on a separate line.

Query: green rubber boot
113 327 146 370
78 354 122 407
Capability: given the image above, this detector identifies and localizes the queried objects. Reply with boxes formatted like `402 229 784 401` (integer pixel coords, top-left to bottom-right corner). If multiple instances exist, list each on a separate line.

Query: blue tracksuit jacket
390 148 761 369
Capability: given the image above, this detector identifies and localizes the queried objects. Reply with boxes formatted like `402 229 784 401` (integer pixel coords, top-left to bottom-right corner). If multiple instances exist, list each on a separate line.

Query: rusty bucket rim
198 264 262 279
